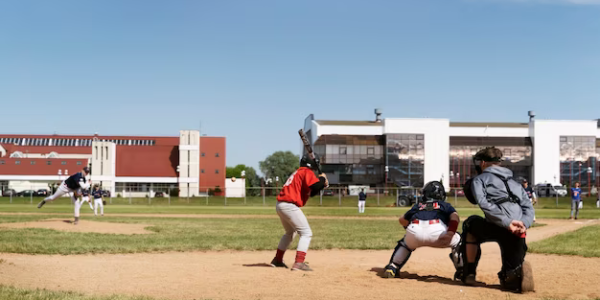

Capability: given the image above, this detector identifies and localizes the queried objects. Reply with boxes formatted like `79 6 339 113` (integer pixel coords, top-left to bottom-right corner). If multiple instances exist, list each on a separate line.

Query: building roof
314 120 382 126
449 122 529 128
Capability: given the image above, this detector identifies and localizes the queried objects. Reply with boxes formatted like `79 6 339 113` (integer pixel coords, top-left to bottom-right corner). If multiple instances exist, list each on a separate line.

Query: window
339 147 347 155
367 147 375 155
77 161 82 165
61 161 67 165
15 160 20 165
215 153 220 157
0 160 4 165
30 161 36 165
215 169 219 174
47 161 52 165
201 153 205 157
201 169 205 173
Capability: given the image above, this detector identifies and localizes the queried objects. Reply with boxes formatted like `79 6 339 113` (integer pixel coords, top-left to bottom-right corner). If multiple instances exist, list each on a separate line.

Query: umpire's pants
466 216 527 271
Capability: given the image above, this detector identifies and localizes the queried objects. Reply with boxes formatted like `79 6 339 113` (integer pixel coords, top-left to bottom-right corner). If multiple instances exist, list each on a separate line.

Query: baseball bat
298 129 322 174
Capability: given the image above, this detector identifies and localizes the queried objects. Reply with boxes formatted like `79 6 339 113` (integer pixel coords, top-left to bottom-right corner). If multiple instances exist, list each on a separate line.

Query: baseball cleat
463 274 476 286
520 261 535 293
73 217 79 225
37 200 46 209
382 263 398 279
291 262 312 271
270 258 288 269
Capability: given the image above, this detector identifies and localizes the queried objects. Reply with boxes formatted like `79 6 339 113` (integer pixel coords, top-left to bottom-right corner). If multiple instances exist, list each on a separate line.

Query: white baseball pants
358 201 365 213
44 182 76 202
276 201 312 253
81 196 94 210
94 199 104 216
392 221 461 266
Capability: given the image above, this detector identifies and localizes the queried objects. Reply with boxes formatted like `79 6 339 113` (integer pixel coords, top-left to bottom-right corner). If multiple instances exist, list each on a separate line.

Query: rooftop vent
375 108 382 123
528 111 535 121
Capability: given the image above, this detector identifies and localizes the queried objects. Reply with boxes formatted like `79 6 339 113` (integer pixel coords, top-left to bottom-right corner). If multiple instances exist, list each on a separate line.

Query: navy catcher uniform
383 181 461 278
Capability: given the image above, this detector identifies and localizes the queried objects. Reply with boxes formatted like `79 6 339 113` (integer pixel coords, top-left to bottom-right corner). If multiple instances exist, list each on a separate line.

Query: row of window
0 160 83 166
0 138 156 146
201 153 220 157
200 169 220 174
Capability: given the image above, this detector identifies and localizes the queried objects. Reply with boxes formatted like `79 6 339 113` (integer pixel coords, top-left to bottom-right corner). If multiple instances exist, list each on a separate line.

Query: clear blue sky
1 0 599 173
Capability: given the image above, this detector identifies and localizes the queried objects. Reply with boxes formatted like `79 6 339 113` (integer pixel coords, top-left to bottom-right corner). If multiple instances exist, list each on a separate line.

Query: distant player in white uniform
92 185 104 216
383 181 461 278
80 188 94 211
38 167 91 225
358 189 367 214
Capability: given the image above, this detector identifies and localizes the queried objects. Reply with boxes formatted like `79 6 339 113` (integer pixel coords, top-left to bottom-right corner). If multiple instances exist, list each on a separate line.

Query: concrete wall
531 120 598 185
449 126 529 137
91 141 116 195
384 119 450 190
179 130 200 197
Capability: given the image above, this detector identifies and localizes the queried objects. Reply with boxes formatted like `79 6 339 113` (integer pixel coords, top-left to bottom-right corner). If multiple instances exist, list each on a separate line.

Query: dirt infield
0 219 153 235
0 219 598 300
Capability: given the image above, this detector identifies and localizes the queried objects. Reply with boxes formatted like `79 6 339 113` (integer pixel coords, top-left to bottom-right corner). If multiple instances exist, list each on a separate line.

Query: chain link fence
0 182 595 208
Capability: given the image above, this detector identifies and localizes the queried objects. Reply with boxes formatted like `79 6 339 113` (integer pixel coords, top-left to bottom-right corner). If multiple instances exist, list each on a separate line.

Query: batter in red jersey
270 153 328 271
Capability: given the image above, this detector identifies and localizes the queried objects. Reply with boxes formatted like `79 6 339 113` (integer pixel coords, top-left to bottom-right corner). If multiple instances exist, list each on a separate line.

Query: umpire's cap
83 166 91 175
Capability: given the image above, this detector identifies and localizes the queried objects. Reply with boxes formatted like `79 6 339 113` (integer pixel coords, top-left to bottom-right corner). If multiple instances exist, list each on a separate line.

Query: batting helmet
300 153 320 170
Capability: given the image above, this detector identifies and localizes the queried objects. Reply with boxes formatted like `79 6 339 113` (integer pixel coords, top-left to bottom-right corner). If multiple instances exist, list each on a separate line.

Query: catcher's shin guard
389 238 412 270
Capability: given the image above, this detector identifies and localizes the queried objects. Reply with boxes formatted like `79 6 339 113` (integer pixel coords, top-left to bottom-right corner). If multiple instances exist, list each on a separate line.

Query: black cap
83 166 91 174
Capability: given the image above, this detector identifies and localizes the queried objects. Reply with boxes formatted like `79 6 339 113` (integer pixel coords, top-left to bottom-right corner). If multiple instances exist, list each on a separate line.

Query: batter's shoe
291 262 312 271
37 200 46 209
520 261 535 293
382 263 398 279
270 258 288 269
73 217 79 225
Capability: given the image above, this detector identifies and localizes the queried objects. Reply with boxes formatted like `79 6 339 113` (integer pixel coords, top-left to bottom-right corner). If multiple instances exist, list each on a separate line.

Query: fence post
244 187 247 205
455 189 458 206
377 190 380 207
320 190 323 206
556 192 558 208
262 188 265 206
206 188 209 205
168 191 171 206
129 192 132 205
30 186 33 204
187 192 189 204
10 192 13 204
338 188 341 206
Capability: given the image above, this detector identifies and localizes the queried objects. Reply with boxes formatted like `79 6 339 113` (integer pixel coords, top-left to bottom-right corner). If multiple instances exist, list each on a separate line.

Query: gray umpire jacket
470 165 535 230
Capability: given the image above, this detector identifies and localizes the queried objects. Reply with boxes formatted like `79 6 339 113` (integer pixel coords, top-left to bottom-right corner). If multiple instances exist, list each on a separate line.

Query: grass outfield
0 285 161 300
2 194 598 209
2 202 600 219
0 214 404 254
529 225 600 258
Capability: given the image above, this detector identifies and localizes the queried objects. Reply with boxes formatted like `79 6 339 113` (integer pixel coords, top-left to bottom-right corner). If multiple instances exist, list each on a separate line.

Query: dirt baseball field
0 217 598 300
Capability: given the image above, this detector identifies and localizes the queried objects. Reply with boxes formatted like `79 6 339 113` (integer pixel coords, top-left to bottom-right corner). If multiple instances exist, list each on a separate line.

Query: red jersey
277 167 319 207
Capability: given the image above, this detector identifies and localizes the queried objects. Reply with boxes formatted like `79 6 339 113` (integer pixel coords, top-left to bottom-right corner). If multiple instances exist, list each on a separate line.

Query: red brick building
0 130 225 197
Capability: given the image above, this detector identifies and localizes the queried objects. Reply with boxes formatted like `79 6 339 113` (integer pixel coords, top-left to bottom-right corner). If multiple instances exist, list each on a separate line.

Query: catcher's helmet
83 166 91 175
300 153 320 170
421 181 446 203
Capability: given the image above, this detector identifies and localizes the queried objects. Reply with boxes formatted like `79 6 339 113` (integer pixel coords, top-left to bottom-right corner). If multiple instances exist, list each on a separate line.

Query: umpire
454 147 535 293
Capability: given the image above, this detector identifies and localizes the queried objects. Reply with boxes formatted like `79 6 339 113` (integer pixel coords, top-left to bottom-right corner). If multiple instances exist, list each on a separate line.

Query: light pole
450 171 454 187
579 163 582 186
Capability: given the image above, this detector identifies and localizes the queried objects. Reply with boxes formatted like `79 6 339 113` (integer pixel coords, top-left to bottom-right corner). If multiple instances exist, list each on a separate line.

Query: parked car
2 189 17 197
535 183 568 197
322 189 334 196
101 190 111 197
17 190 36 197
154 191 165 198
35 189 49 197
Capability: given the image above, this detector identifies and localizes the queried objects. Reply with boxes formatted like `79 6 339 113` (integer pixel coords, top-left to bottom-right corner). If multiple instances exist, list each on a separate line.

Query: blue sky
1 0 599 173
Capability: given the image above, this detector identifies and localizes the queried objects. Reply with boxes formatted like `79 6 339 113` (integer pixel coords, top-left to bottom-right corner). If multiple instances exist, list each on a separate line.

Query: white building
303 110 600 190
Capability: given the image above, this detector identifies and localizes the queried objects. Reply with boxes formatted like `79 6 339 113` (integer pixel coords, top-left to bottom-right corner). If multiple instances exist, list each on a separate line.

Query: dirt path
0 219 598 300
0 218 153 235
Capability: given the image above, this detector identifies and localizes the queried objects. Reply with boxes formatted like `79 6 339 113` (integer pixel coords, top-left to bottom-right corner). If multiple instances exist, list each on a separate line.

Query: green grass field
529 225 600 258
0 285 161 300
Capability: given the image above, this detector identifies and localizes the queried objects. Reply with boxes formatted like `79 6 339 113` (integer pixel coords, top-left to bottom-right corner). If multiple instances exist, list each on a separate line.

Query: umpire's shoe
498 261 534 293
382 263 399 279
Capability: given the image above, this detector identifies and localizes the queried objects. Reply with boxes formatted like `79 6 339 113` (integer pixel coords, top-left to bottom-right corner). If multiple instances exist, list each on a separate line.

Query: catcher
382 181 460 278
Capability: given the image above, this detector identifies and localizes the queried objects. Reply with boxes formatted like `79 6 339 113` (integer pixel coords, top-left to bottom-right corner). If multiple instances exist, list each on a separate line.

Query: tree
259 151 300 185
226 164 261 196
